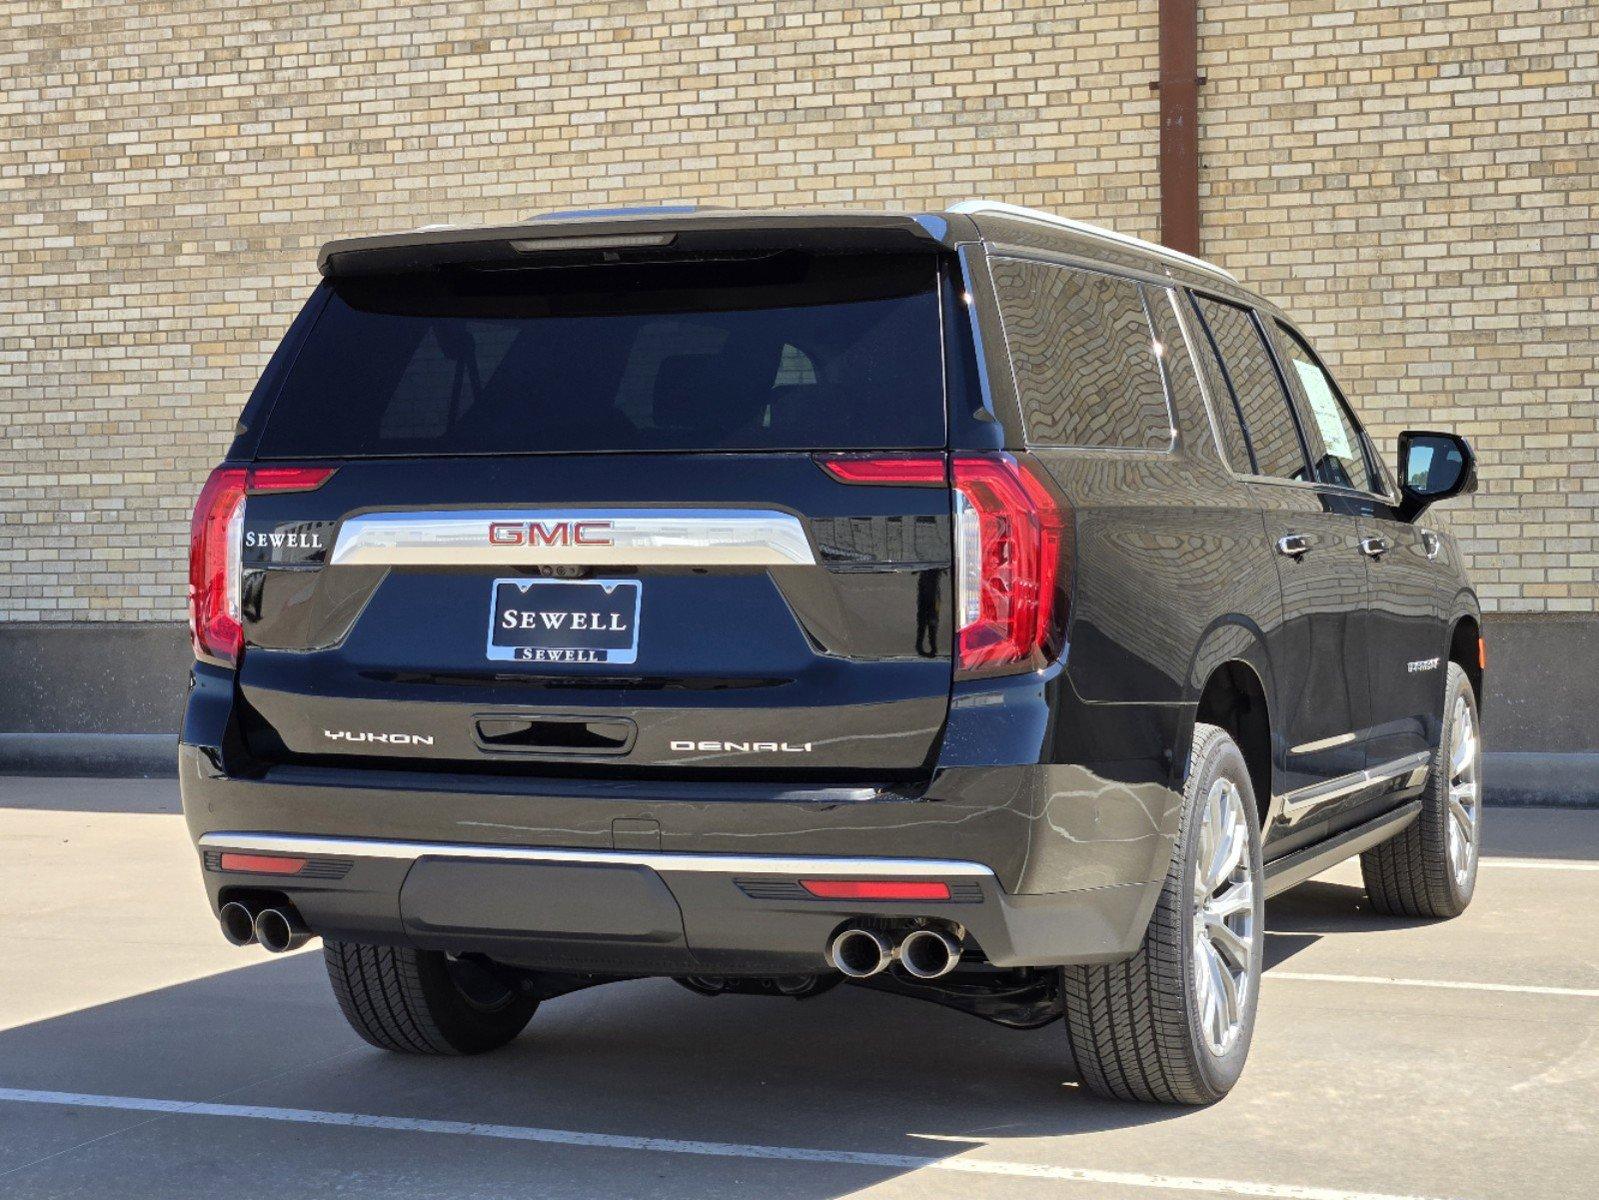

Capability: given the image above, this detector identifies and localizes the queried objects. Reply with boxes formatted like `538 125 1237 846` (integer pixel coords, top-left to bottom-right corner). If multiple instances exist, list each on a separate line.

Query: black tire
1360 662 1482 919
1062 722 1265 1105
323 941 538 1055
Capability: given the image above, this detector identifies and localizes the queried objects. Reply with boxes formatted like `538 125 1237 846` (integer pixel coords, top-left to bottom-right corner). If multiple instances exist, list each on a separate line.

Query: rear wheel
1360 661 1482 918
324 941 538 1054
1062 722 1264 1104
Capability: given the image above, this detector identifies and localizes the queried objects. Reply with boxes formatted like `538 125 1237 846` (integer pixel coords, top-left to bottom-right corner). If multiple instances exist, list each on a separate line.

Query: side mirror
1397 430 1477 522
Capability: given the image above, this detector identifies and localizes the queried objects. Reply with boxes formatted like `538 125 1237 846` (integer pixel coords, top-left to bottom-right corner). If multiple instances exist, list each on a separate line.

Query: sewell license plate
486 578 642 665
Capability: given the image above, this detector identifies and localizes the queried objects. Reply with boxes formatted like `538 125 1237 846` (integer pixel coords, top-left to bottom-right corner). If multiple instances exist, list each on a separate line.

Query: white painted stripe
1272 972 1599 999
0 1087 1458 1200
1480 857 1599 872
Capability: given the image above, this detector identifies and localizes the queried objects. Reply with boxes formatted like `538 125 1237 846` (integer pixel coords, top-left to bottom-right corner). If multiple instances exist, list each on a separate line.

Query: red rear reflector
218 853 308 875
799 879 951 901
817 456 946 486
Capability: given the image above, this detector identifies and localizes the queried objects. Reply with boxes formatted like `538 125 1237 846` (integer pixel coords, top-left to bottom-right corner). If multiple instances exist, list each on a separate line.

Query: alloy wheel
1192 777 1256 1057
1446 694 1482 887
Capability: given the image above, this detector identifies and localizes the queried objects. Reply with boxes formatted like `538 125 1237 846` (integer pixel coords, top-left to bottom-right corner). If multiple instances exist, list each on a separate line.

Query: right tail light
951 454 1071 677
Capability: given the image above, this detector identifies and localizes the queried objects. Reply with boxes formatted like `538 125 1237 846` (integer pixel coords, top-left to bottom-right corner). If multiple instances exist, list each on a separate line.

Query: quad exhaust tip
899 928 961 979
253 907 312 954
219 901 257 947
829 927 893 978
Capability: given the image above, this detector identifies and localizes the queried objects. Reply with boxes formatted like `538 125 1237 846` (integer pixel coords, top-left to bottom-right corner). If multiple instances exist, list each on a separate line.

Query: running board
1262 800 1423 899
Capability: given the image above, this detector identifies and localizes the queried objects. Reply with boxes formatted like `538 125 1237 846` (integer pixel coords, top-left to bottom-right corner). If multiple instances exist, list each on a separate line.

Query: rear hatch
233 247 957 781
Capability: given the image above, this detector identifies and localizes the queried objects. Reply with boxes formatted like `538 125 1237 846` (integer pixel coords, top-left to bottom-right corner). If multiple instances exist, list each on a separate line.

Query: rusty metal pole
1158 0 1201 256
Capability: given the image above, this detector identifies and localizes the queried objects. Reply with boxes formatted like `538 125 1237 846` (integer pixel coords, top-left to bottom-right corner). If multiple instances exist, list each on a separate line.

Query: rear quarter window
254 252 948 457
990 257 1174 452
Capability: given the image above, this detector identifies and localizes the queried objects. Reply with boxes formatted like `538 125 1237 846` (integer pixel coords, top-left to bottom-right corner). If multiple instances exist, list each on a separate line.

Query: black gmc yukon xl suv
183 201 1483 1104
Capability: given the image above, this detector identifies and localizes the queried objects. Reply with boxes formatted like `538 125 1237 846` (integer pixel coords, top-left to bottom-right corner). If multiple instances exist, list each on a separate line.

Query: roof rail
947 200 1237 284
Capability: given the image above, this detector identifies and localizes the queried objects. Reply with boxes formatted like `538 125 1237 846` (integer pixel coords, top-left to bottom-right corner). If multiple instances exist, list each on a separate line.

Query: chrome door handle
1276 534 1310 559
1359 536 1392 559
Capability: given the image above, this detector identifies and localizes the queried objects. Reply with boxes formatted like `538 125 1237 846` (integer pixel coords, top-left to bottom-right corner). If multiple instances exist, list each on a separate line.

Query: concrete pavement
1 777 1596 1199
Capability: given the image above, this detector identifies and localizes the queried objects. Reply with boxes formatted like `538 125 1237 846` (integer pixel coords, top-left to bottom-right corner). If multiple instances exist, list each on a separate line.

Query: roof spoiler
317 210 960 278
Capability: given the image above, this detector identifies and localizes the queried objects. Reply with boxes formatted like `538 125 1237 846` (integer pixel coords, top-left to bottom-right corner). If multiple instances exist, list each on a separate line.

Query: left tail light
188 464 334 665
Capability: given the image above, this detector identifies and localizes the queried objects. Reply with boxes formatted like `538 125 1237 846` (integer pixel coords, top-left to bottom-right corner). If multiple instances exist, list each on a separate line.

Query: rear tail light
188 464 335 665
951 454 1070 677
817 451 1071 678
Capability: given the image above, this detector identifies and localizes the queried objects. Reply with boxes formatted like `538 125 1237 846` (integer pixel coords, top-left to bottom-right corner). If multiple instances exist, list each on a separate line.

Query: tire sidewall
1437 664 1482 909
1178 731 1265 1098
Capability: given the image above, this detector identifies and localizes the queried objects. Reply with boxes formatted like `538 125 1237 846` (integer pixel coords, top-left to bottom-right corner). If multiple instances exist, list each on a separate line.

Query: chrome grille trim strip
329 509 816 567
197 833 996 878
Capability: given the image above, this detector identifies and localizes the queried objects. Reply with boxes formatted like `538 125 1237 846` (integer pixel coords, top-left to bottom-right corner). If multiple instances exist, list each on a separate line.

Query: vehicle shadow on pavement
1261 879 1440 970
0 952 1197 1193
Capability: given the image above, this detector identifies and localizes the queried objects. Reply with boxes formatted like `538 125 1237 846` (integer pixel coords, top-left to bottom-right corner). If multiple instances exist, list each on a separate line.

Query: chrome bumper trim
198 832 996 879
328 508 816 567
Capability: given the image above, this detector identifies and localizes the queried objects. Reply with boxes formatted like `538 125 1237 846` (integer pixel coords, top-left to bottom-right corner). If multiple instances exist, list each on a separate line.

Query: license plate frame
485 578 642 665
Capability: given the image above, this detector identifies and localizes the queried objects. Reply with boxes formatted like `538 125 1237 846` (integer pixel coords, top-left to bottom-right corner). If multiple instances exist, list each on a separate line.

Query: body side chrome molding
198 832 996 879
1274 750 1431 826
329 508 816 568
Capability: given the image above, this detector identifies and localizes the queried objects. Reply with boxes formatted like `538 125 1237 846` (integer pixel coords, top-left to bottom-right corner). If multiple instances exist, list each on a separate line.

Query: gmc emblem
488 520 614 547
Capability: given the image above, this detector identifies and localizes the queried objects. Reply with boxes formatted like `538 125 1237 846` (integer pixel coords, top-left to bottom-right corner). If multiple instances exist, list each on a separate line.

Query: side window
1272 322 1380 494
992 257 1175 451
1191 295 1309 481
1174 297 1254 473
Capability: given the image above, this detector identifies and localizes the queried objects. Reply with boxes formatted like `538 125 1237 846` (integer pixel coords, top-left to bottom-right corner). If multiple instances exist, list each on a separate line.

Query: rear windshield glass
256 252 947 457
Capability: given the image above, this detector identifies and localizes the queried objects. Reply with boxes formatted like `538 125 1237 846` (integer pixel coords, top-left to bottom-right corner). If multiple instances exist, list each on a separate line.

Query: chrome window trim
199 832 997 879
1274 750 1431 826
949 200 1240 284
328 508 817 568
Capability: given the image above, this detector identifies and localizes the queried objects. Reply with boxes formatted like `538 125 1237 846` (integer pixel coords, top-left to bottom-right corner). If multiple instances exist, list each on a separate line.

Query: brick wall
0 0 1592 620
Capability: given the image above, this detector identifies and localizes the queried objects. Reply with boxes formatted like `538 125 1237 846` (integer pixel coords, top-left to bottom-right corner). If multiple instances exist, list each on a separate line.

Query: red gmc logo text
487 520 614 547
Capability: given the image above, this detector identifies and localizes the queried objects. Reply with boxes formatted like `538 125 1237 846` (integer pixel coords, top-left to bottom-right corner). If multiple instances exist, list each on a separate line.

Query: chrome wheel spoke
1190 776 1256 1057
1443 698 1482 886
1205 913 1252 973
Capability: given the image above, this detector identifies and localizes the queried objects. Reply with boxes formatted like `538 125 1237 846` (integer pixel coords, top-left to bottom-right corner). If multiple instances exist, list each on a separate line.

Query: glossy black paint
182 203 1480 979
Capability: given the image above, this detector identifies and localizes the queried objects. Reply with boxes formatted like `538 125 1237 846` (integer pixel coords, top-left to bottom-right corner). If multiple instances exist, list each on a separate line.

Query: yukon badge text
323 730 435 746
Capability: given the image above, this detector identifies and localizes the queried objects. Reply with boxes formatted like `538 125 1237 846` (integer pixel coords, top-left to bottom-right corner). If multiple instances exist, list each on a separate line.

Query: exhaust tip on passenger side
899 928 961 979
829 927 893 978
253 907 312 954
219 901 257 947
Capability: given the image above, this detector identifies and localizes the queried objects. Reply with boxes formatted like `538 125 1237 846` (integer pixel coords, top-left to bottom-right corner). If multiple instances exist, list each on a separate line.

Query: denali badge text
488 520 613 547
670 740 814 753
323 730 435 746
1406 657 1441 674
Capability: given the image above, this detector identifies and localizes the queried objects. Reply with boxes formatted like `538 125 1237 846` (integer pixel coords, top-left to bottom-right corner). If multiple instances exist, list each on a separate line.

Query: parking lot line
0 1087 1461 1200
1270 972 1599 999
1480 858 1599 872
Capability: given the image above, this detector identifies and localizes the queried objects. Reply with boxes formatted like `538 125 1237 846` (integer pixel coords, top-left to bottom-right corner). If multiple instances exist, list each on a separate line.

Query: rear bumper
196 831 1160 972
181 742 1178 972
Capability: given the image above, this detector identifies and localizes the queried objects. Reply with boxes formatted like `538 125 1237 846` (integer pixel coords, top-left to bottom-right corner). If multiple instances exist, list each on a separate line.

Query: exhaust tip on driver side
219 901 257 947
828 927 893 978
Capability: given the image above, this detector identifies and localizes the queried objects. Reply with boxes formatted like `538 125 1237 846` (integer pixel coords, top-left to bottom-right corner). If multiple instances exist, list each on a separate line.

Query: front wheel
1062 722 1264 1104
324 941 538 1054
1360 661 1482 918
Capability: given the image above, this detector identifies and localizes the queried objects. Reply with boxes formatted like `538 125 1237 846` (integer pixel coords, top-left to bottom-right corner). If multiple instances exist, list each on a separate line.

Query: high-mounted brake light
799 879 952 901
188 464 336 665
951 454 1070 676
